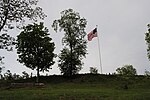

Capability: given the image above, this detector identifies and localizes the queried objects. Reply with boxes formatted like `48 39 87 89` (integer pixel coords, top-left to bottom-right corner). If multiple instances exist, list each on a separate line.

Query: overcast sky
1 0 150 75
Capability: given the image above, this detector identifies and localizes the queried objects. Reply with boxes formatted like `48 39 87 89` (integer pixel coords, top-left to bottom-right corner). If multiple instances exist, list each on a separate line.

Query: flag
88 28 98 41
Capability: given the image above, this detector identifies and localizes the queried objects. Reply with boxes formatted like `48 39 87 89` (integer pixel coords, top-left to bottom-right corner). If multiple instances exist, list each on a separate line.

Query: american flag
87 28 98 41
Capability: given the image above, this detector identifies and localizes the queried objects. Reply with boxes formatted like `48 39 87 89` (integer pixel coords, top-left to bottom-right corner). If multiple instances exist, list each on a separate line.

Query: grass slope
0 74 150 100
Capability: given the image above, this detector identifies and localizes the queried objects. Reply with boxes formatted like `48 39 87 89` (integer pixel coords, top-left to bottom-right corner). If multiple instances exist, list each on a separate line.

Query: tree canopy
89 67 98 74
52 9 87 76
0 0 46 63
0 0 46 32
116 65 137 76
16 22 55 82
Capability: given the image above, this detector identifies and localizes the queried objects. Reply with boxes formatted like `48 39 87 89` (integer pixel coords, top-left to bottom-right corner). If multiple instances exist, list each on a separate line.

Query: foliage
145 24 150 61
0 33 15 50
0 34 15 63
0 70 31 80
0 67 1 74
52 9 87 76
89 67 98 74
16 22 55 82
0 66 4 77
0 0 46 32
116 65 137 76
22 71 29 79
12 73 21 80
144 69 150 76
0 0 46 62
3 70 13 80
0 67 2 79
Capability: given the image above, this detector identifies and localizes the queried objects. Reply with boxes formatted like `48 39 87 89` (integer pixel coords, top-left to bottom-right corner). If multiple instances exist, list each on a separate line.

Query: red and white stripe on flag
88 28 98 41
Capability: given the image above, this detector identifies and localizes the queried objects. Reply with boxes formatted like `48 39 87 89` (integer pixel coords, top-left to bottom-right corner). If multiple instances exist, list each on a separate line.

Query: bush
89 67 98 74
116 65 137 76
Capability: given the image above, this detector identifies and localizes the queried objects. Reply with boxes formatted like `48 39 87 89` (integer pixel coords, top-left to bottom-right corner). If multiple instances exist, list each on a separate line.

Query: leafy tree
22 71 29 79
16 22 55 83
116 65 137 76
89 67 98 74
4 70 13 80
0 0 46 62
52 9 87 76
12 73 21 80
145 24 150 61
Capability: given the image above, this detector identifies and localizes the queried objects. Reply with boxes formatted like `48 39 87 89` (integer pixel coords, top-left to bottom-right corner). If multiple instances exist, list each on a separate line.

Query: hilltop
0 74 150 100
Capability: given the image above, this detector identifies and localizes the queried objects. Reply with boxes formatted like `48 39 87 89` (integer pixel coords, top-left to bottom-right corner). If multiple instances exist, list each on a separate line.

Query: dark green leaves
0 0 46 32
52 9 87 76
116 65 137 76
0 33 15 51
0 0 46 66
16 22 55 72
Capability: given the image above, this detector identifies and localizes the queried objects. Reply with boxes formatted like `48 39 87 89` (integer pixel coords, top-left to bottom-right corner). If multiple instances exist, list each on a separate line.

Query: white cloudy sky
1 0 150 75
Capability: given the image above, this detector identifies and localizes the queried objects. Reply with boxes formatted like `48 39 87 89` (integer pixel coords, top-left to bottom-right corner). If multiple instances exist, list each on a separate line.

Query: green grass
0 74 150 100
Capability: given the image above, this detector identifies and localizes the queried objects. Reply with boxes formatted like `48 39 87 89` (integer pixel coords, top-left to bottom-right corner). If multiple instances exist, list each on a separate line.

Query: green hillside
0 74 150 100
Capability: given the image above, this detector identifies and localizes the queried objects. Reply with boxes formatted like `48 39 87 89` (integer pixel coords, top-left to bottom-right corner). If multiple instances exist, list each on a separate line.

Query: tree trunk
36 66 40 83
70 43 73 76
69 28 73 77
0 9 8 32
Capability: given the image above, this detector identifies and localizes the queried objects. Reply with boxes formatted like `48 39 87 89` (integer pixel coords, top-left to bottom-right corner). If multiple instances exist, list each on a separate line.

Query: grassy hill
0 74 150 100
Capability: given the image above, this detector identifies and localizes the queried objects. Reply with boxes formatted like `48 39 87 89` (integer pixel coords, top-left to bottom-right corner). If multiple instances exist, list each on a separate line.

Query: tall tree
145 24 150 61
0 0 46 62
16 22 55 83
52 9 87 76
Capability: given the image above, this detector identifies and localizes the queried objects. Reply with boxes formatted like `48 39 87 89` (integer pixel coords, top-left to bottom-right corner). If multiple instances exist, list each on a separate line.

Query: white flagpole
96 25 103 74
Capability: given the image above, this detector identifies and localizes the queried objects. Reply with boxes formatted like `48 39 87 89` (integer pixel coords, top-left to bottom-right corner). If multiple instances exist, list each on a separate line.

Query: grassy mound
0 74 150 100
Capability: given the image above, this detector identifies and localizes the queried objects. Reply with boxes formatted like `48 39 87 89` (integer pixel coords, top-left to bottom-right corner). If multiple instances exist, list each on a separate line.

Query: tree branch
0 9 8 32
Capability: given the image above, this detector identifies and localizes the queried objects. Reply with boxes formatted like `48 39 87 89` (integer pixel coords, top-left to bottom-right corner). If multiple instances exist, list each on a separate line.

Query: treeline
0 0 150 83
0 0 88 83
0 69 31 81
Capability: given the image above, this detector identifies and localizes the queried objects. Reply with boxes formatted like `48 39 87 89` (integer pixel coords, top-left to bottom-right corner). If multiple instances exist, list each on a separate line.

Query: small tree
52 9 87 76
22 71 29 79
12 73 21 80
89 67 98 74
4 70 13 80
16 22 55 83
116 65 137 76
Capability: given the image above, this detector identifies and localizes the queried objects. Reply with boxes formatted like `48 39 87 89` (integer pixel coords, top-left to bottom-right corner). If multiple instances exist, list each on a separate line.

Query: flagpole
96 25 103 74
